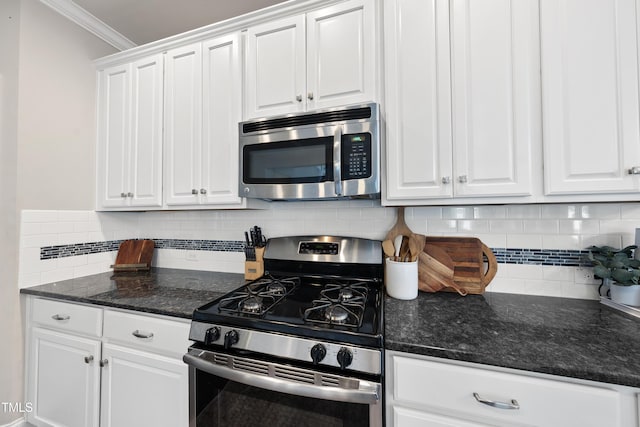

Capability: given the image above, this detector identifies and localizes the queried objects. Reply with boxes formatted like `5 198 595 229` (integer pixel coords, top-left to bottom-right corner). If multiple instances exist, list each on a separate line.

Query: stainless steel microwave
239 103 380 200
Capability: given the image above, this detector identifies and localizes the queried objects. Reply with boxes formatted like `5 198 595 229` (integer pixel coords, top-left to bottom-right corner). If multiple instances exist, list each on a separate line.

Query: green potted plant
586 245 640 306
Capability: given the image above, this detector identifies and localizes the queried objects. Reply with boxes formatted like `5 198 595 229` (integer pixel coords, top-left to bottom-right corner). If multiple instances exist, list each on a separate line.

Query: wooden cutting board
113 239 155 272
418 244 468 295
421 236 498 295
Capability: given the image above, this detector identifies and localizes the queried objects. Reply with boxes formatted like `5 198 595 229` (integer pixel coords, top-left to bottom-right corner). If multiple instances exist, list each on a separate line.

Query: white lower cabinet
100 343 188 427
26 297 190 427
386 351 639 427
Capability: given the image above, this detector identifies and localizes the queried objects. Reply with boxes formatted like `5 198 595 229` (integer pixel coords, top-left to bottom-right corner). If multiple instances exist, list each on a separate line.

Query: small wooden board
112 239 155 272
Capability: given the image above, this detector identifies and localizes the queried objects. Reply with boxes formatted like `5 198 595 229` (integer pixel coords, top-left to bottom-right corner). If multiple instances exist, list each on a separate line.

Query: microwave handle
333 126 343 196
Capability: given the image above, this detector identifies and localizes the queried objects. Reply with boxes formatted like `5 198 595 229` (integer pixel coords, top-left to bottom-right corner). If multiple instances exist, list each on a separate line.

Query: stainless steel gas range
183 235 384 427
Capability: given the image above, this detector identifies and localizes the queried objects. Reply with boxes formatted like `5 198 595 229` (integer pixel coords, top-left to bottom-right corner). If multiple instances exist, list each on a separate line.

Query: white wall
0 0 22 424
16 0 116 211
0 0 116 424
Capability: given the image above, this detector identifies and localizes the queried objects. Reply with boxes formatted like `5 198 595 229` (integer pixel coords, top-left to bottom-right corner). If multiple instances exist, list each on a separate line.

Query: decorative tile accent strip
40 240 123 260
40 240 590 267
40 239 245 260
492 248 589 267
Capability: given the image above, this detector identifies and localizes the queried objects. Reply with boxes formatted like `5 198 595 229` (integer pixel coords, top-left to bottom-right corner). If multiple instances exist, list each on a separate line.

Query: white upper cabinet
164 43 203 206
96 54 163 210
541 0 640 195
450 0 540 198
164 33 246 208
244 0 378 119
384 0 541 204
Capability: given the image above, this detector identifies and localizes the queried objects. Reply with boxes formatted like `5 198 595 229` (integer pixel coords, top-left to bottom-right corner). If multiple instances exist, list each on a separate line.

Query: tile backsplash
18 201 640 300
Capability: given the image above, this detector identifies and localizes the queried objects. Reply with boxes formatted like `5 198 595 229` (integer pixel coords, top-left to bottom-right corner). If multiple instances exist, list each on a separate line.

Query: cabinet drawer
103 310 191 357
392 355 623 427
31 298 102 338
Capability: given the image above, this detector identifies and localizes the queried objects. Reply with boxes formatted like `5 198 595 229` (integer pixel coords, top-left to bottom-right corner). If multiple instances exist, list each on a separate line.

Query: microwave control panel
341 133 372 180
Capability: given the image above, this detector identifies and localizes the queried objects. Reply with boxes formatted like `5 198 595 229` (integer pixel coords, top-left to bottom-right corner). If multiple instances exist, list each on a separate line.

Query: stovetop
192 274 383 348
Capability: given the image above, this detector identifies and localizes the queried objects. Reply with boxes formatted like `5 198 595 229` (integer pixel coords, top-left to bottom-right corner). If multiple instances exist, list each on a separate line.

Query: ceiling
71 0 288 46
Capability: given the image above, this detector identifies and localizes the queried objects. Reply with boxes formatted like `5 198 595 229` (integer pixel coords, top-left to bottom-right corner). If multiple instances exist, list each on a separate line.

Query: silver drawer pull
84 355 94 364
51 314 70 321
473 392 520 410
132 330 154 339
628 166 640 175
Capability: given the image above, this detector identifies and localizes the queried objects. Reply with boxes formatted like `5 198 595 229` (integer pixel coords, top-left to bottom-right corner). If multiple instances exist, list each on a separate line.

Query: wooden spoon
382 239 395 258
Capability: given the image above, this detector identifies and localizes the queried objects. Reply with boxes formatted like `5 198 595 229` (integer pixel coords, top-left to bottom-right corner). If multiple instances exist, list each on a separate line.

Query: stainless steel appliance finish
184 235 384 427
239 103 380 200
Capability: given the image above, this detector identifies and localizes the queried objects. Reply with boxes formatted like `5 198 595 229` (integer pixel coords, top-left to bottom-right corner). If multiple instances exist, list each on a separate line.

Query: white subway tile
507 264 544 280
620 203 640 219
41 268 75 284
506 234 542 249
457 220 490 233
524 280 563 297
561 283 599 300
580 234 622 250
542 234 581 250
523 220 559 234
489 220 524 234
58 210 90 222
558 220 600 235
413 207 443 220
19 272 43 289
506 205 541 219
541 204 578 219
442 207 474 219
542 265 574 282
579 204 621 219
426 220 458 233
473 206 506 219
473 233 506 248
21 210 59 223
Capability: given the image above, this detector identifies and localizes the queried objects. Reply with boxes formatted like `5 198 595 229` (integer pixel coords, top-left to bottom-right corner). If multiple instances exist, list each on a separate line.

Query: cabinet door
129 54 164 207
306 0 377 110
28 328 101 427
541 0 640 194
201 33 243 206
164 43 203 206
450 0 540 197
384 0 454 201
100 343 188 427
244 15 306 119
96 63 131 209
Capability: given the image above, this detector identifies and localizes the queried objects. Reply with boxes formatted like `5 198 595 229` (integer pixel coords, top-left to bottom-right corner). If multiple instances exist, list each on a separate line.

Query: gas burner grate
303 281 369 328
218 275 299 317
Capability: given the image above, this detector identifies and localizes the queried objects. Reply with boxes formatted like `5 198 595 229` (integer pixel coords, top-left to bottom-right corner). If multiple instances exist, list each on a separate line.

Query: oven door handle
183 352 380 405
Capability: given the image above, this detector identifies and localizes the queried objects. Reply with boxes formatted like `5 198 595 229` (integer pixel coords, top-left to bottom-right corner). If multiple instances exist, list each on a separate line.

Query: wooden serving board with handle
418 244 468 295
420 236 498 295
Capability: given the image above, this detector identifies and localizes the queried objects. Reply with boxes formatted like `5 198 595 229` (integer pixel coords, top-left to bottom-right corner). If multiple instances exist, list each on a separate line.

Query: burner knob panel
336 347 353 370
224 330 239 349
204 327 220 345
310 344 327 365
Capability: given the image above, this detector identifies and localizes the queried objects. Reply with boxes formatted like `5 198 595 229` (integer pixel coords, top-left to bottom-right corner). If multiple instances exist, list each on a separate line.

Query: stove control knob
336 347 353 370
310 344 327 365
224 330 239 349
204 327 220 345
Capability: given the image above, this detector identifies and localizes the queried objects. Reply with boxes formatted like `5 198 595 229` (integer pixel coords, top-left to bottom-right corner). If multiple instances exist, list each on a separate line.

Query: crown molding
39 0 137 51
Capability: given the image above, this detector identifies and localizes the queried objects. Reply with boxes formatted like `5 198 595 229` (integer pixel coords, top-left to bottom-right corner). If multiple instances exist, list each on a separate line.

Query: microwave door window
244 137 333 184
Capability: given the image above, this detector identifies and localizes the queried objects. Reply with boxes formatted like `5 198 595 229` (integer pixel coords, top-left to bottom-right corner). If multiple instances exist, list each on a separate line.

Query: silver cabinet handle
628 166 640 175
51 314 70 321
100 359 108 367
307 92 314 100
127 192 133 198
442 176 451 184
458 175 468 183
473 392 520 410
132 330 154 339
191 189 198 195
120 192 127 198
296 95 302 102
84 355 94 364
200 188 207 195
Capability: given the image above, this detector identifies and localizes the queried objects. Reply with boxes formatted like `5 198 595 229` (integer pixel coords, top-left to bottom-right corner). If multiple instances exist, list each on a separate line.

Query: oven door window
243 137 333 184
195 370 369 427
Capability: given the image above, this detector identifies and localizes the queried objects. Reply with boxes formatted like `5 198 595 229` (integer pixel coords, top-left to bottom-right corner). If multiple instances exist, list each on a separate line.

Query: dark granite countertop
20 268 246 319
385 291 640 389
21 269 640 389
